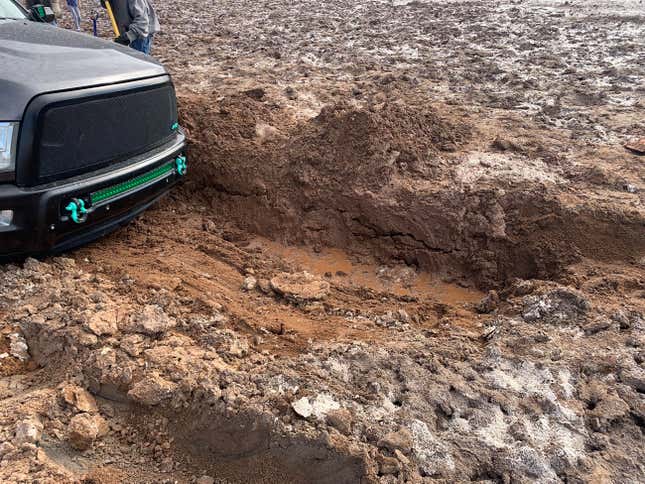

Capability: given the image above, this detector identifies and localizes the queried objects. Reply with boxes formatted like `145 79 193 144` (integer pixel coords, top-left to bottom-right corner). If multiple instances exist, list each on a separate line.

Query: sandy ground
3 1 645 483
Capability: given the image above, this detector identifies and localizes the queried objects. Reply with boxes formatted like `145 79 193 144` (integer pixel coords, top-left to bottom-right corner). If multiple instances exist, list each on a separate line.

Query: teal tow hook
65 198 88 224
175 155 187 176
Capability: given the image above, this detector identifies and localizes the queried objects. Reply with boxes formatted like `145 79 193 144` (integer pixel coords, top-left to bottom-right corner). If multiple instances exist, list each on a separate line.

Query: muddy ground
3 0 644 483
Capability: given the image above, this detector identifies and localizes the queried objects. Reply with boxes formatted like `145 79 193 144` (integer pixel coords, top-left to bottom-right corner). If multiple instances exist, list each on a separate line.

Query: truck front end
0 8 186 259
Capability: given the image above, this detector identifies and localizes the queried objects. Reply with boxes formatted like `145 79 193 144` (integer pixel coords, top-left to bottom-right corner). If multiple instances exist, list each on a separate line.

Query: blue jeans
130 35 153 55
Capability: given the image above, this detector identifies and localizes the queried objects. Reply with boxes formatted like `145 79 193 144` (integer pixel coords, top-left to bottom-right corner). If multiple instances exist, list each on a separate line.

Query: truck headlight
0 122 18 173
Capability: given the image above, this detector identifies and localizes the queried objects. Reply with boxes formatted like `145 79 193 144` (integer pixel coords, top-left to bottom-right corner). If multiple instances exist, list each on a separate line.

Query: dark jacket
105 0 160 41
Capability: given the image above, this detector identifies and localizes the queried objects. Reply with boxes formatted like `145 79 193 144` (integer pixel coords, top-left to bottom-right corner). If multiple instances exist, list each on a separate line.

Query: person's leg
129 37 145 53
129 36 152 55
73 6 81 30
67 4 80 30
144 34 153 55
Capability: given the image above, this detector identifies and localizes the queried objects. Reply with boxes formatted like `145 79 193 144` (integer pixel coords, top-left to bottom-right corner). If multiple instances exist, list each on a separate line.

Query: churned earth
4 0 645 483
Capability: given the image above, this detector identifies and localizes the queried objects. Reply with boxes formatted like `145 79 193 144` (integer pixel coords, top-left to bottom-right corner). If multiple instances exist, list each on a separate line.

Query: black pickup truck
0 0 186 258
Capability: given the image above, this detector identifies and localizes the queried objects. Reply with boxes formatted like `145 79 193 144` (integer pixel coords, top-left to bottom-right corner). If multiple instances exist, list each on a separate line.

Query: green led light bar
91 161 175 205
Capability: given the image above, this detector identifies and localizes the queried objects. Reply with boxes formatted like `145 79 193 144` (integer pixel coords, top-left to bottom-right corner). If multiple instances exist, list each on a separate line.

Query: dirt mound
284 101 471 188
180 93 644 287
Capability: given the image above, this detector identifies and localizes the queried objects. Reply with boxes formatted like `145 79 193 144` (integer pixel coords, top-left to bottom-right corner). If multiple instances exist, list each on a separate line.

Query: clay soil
3 1 644 483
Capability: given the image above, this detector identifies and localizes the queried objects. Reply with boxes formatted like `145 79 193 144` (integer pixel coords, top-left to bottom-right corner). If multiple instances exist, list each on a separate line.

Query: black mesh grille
35 84 177 183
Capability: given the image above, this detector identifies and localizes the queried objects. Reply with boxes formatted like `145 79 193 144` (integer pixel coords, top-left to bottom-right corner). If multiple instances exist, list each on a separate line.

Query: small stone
8 333 29 361
86 310 119 336
128 372 177 406
292 397 313 418
396 309 411 323
270 272 331 302
612 310 631 330
326 408 353 435
228 337 249 358
61 384 99 413
242 276 257 291
14 418 43 445
195 477 215 484
476 290 500 314
620 366 645 392
378 455 401 475
584 319 612 335
257 279 272 294
127 305 176 336
68 413 108 450
377 427 413 453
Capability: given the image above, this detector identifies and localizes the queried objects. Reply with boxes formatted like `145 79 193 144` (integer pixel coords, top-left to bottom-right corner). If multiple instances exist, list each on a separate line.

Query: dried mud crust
0 256 644 483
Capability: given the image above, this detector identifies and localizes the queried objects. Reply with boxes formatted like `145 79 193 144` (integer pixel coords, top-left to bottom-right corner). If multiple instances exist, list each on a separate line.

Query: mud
5 0 645 483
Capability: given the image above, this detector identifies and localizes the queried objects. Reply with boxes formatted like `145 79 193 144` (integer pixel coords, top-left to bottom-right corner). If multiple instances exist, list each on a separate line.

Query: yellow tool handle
105 0 120 37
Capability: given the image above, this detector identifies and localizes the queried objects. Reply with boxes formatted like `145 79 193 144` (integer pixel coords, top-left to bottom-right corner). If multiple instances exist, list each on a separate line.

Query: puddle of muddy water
249 237 482 305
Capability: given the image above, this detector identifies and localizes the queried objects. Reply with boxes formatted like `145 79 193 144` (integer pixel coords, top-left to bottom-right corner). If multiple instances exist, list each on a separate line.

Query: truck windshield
0 0 26 19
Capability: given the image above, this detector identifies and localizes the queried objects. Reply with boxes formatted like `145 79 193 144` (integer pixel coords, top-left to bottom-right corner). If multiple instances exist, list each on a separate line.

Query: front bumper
0 131 186 259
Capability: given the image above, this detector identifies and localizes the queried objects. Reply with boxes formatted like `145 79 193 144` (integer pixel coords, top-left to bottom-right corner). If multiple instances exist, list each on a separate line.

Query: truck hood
0 20 168 120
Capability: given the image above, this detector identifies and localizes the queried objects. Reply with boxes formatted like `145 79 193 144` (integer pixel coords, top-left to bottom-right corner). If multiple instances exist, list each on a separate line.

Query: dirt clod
68 413 108 450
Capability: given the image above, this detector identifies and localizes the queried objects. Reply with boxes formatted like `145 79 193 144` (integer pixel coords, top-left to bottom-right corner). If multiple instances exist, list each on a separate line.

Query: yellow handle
105 0 120 36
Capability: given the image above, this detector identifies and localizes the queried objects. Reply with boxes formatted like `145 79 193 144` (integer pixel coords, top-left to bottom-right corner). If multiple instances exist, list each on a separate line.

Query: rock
612 310 631 329
326 408 353 435
257 279 272 294
377 427 413 454
68 413 108 450
396 309 411 323
625 138 645 155
242 276 257 291
128 372 177 406
14 418 43 445
270 272 331 302
292 397 313 418
61 384 99 413
85 347 135 401
506 445 551 478
584 319 612 335
588 394 629 431
481 324 500 341
476 290 500 314
243 87 265 100
8 332 29 361
227 337 249 358
292 394 340 420
127 305 176 336
522 287 590 324
378 455 401 475
195 477 215 484
86 309 119 336
620 366 645 392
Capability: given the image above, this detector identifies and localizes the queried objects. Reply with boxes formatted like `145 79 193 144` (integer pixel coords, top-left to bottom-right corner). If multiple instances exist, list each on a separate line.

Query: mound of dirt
181 93 644 287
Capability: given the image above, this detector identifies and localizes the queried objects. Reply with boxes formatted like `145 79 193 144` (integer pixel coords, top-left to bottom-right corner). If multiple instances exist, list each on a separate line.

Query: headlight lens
0 122 18 172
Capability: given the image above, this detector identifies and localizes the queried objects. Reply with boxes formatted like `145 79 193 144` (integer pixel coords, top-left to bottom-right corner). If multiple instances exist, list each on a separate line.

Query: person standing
66 0 81 31
101 0 160 55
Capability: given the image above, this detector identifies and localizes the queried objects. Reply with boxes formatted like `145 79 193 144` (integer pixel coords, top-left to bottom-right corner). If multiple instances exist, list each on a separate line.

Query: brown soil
5 1 645 483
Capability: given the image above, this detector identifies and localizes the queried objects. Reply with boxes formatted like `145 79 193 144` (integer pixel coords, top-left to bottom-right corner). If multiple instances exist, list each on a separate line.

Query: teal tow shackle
65 198 88 224
175 155 187 176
